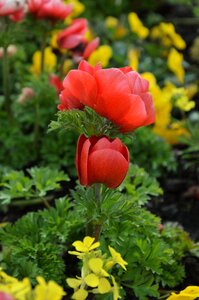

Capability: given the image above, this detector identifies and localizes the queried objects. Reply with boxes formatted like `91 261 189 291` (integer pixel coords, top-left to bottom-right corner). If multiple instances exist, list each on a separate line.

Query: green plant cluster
0 165 198 299
0 166 69 208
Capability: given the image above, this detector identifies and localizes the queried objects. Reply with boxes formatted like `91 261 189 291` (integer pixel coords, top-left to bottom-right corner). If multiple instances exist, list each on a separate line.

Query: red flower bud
76 135 130 188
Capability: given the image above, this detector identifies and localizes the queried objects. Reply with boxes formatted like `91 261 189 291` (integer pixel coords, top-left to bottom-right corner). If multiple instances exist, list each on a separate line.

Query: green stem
3 46 12 120
34 97 40 158
10 196 53 207
40 34 47 75
92 184 103 242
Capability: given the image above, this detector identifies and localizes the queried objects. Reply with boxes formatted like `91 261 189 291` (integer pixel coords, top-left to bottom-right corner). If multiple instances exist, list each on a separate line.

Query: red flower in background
49 74 63 94
57 18 100 62
0 291 14 300
28 0 72 21
76 135 129 188
0 0 27 21
58 60 155 133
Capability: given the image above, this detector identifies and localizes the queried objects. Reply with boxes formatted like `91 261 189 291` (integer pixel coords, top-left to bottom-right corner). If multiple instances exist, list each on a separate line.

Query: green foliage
0 167 69 208
0 197 82 284
119 164 163 206
125 127 176 177
49 106 120 138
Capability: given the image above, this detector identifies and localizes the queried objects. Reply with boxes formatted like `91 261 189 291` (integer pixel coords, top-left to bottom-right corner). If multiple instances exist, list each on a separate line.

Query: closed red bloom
27 0 72 21
0 0 26 21
0 292 14 300
76 135 129 188
58 60 155 132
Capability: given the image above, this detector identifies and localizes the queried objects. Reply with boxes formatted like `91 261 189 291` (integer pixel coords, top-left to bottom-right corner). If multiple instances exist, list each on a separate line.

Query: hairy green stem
34 97 40 158
40 33 47 75
3 46 12 120
92 184 103 242
10 196 53 207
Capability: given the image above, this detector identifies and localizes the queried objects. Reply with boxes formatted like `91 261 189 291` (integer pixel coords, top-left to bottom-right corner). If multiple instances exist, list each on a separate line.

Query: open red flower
28 0 72 21
0 0 26 21
58 60 155 132
76 135 129 188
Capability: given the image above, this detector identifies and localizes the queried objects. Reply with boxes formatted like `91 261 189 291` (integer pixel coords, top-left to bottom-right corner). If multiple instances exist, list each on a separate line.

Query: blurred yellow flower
88 45 112 67
185 83 198 99
166 286 199 300
151 22 186 50
105 16 119 28
153 122 189 145
30 47 57 75
64 0 85 18
63 59 72 75
106 246 128 271
34 277 66 300
71 289 88 300
128 48 140 71
128 12 149 39
167 48 185 83
114 25 128 39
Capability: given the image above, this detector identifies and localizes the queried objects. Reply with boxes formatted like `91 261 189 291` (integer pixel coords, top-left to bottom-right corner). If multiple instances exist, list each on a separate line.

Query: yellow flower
98 278 111 294
150 22 186 50
185 84 198 99
106 246 128 271
84 274 99 287
71 289 88 300
34 277 66 300
153 122 189 145
111 276 121 300
69 236 100 256
66 278 82 289
105 16 119 29
114 25 128 39
64 0 85 18
167 48 185 83
88 45 112 67
30 47 57 76
0 270 31 300
88 258 109 277
128 12 149 39
167 286 199 300
128 48 140 71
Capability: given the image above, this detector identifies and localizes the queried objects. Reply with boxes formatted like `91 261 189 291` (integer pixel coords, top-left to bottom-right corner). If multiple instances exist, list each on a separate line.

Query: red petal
78 60 101 75
125 71 149 94
119 66 133 73
88 149 129 188
83 37 100 59
58 34 84 49
59 89 84 110
117 94 148 132
95 68 131 95
62 70 98 108
76 135 90 185
140 92 155 125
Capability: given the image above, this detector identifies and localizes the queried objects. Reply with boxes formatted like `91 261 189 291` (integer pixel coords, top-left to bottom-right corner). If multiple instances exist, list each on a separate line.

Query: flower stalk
3 45 12 120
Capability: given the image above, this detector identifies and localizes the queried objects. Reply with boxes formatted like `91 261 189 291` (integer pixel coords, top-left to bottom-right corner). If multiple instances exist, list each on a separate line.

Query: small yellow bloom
66 278 82 289
88 45 112 67
185 84 198 99
111 276 121 300
72 289 88 300
64 0 85 18
98 278 111 294
88 258 109 277
84 273 99 287
30 47 57 76
105 16 119 29
128 48 140 71
166 286 199 300
114 26 128 39
128 12 149 39
34 276 66 300
167 48 185 83
71 236 100 253
108 246 128 270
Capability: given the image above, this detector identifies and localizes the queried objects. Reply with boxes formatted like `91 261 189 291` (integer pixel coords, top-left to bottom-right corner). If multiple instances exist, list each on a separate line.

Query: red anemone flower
28 0 72 21
0 0 26 21
58 60 155 133
76 135 130 188
57 18 88 49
